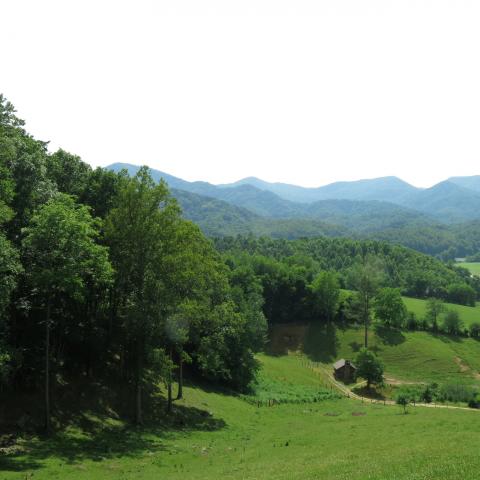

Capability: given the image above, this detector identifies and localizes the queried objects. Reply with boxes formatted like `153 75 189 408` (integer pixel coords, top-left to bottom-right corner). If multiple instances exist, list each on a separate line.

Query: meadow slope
2 353 480 480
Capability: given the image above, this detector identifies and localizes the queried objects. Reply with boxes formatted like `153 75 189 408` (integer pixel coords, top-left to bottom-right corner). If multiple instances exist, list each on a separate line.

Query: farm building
333 359 356 383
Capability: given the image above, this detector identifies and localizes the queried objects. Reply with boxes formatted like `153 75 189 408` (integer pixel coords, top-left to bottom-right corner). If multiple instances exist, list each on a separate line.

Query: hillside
449 175 480 193
400 181 480 222
270 323 480 386
4 351 480 480
106 164 480 259
172 189 348 239
215 235 472 300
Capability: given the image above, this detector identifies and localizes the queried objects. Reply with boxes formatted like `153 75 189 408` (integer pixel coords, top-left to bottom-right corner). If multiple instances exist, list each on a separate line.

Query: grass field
402 296 480 328
269 323 480 386
2 353 480 480
331 327 480 385
456 262 480 276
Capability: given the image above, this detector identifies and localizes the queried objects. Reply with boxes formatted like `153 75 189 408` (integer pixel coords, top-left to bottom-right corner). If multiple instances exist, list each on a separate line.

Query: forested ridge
1 94 479 432
110 163 480 260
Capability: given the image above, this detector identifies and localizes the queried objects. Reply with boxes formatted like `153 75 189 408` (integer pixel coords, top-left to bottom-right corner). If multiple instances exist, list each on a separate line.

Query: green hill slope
269 323 480 386
5 352 480 480
403 296 480 328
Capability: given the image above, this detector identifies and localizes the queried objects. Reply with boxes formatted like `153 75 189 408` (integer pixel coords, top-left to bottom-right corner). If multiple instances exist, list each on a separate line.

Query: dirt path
309 362 480 413
454 356 480 380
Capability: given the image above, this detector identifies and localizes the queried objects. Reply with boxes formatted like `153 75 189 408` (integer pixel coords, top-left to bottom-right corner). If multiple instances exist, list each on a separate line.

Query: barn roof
333 359 356 370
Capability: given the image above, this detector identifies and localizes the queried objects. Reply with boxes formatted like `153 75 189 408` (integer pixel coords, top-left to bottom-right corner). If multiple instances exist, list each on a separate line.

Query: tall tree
22 194 112 431
105 167 181 423
425 298 445 332
348 257 384 348
373 288 407 328
310 271 340 323
46 149 91 197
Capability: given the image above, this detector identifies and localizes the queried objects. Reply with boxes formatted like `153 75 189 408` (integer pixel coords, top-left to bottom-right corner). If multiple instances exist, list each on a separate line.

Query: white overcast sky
2 0 480 188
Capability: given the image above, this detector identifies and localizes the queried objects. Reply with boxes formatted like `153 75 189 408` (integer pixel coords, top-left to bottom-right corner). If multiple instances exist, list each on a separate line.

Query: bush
446 283 476 307
437 383 477 403
242 375 340 405
469 322 480 338
420 384 434 403
396 393 409 414
406 312 418 331
468 398 480 409
419 317 430 331
442 310 464 336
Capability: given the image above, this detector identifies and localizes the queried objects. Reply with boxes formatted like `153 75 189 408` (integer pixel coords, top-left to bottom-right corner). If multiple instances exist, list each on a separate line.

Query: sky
2 0 480 188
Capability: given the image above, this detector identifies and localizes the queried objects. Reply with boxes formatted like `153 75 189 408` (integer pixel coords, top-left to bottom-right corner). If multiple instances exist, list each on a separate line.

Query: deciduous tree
22 194 112 431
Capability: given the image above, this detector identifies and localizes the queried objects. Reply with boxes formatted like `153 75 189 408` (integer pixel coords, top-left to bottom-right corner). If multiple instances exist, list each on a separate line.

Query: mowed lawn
403 296 480 328
2 354 480 480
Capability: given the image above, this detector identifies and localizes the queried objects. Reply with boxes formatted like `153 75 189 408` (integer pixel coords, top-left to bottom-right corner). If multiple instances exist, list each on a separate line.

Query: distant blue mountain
448 175 480 193
221 175 420 204
106 163 480 223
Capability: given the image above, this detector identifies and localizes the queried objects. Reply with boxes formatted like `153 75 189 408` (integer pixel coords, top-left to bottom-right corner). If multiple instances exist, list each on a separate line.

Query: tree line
0 95 266 430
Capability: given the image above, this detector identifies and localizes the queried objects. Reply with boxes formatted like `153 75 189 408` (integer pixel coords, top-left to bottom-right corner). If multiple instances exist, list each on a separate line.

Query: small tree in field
442 310 463 336
469 322 480 338
420 385 434 403
348 257 385 348
426 298 445 332
355 348 384 389
396 393 409 414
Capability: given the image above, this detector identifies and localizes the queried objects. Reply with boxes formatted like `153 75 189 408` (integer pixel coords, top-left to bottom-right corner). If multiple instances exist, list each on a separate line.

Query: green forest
2 93 480 436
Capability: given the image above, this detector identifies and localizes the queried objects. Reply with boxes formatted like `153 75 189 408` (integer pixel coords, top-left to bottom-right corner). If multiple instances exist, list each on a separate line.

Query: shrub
420 384 434 403
468 398 480 409
442 310 464 336
396 393 409 414
406 312 418 331
437 383 477 403
469 322 480 338
446 283 476 307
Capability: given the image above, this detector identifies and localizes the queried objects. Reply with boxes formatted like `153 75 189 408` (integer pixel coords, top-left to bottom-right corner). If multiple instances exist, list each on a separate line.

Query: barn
333 359 356 383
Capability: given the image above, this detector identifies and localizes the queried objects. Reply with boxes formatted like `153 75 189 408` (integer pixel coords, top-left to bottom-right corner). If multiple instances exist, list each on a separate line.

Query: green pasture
403 296 480 328
3 352 480 480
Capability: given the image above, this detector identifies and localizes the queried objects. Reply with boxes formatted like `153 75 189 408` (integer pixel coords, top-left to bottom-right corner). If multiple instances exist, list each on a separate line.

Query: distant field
332 327 480 385
4 352 480 480
269 323 480 386
403 296 480 328
457 262 480 276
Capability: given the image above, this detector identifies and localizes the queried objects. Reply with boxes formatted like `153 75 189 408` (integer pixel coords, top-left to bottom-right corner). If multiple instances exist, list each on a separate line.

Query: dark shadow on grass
428 332 463 344
265 323 309 356
374 324 406 346
0 383 226 474
353 386 386 400
349 341 362 353
303 322 339 363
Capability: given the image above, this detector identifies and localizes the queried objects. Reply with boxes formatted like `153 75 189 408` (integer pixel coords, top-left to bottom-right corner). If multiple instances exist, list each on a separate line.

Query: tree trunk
167 346 173 412
135 338 143 425
364 295 369 349
176 353 183 400
45 298 51 433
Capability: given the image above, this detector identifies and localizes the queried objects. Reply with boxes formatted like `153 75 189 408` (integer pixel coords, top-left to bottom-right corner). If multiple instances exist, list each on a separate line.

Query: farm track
304 359 480 413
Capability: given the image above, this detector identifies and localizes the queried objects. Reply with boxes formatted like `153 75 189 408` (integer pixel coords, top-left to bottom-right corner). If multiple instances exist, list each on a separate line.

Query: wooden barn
333 359 356 383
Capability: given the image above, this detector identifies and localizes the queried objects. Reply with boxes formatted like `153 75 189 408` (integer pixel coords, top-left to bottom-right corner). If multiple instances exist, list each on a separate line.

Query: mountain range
106 163 480 258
